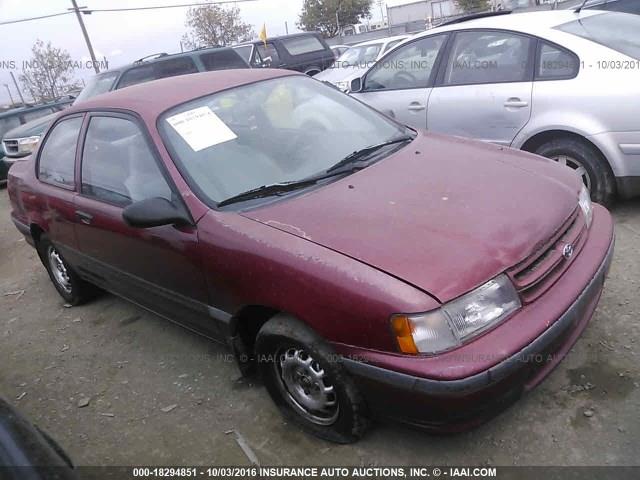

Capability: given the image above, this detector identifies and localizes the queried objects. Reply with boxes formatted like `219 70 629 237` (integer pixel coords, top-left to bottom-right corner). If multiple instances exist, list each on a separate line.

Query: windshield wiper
325 134 414 174
217 180 318 207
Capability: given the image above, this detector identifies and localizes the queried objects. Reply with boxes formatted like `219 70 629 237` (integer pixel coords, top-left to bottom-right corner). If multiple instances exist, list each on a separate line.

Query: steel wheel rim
47 246 72 293
274 347 339 426
552 154 592 191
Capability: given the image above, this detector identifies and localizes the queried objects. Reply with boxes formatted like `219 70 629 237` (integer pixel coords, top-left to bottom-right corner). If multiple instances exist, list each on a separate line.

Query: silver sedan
348 9 640 205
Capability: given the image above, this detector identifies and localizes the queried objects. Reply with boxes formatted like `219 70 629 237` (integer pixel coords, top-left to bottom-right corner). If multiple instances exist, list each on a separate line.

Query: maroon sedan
7 70 614 443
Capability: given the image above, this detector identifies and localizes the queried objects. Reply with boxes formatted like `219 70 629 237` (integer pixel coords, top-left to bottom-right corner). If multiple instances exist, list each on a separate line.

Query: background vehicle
566 0 640 14
1 99 72 185
349 10 640 205
331 45 351 59
8 70 613 443
0 397 76 479
315 35 411 91
233 32 335 76
1 46 249 163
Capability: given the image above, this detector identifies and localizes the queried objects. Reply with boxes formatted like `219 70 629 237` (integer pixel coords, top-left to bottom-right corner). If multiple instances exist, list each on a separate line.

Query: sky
0 0 409 105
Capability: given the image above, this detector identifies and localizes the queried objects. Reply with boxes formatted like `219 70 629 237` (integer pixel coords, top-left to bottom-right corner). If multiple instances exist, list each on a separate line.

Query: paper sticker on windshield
166 106 237 152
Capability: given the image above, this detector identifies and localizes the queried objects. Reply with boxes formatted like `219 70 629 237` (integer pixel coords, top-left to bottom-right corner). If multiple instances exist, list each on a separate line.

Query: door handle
504 98 529 108
75 210 93 225
408 102 426 112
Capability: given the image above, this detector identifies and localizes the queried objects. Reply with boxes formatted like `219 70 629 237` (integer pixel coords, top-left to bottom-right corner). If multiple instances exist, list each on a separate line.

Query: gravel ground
0 188 638 467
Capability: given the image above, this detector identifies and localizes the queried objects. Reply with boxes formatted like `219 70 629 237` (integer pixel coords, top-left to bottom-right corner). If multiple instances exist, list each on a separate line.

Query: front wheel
255 314 369 443
534 137 616 206
37 235 98 305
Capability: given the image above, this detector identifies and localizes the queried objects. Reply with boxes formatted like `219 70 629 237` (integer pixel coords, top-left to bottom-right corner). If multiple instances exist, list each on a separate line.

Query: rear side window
81 116 172 207
234 45 252 63
280 35 326 56
536 42 579 80
200 50 247 71
118 57 199 89
556 12 640 60
38 117 83 188
443 31 532 86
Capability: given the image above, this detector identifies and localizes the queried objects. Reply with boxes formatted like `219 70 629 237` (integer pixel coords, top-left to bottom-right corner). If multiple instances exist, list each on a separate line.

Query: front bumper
340 206 615 430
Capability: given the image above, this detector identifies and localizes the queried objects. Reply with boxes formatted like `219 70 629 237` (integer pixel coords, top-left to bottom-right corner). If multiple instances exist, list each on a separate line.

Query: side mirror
349 77 363 93
122 198 192 229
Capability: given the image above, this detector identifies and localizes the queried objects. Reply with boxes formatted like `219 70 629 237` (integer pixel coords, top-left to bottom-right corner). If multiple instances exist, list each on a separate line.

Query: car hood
242 132 582 303
314 65 366 84
3 112 58 140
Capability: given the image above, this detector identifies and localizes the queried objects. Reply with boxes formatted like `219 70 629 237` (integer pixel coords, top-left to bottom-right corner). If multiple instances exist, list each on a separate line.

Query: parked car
330 44 351 59
8 69 614 443
315 35 411 91
346 9 640 205
233 32 335 76
0 99 72 186
0 397 76 479
1 46 249 167
567 0 640 14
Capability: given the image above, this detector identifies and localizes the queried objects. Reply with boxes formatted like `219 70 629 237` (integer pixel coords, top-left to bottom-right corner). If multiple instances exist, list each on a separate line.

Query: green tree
182 4 254 49
455 0 490 13
19 40 81 102
298 0 373 38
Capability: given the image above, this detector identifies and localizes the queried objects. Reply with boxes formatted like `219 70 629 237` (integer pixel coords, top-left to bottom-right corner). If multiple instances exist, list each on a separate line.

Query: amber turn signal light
391 315 418 354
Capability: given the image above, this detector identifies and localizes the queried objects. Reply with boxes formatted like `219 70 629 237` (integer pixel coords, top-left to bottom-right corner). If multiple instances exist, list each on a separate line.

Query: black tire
534 137 616 206
37 234 98 305
304 67 321 76
255 314 369 443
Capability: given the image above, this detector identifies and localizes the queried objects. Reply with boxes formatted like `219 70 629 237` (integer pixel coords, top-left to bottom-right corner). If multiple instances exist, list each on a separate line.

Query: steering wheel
392 71 417 89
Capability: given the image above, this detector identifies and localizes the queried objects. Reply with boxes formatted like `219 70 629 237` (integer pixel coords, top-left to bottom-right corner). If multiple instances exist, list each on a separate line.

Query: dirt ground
1 188 638 467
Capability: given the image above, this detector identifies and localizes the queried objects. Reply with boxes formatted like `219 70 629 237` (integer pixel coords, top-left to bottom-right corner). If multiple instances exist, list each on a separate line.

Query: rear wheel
255 314 369 443
534 137 616 206
37 234 98 305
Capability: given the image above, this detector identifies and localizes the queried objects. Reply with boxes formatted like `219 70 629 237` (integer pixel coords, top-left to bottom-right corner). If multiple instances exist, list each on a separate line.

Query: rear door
427 29 535 145
35 115 85 265
73 113 217 337
352 34 448 129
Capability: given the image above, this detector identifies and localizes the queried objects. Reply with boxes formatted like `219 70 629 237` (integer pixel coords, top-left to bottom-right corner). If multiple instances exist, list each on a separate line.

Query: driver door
352 34 448 129
73 113 215 336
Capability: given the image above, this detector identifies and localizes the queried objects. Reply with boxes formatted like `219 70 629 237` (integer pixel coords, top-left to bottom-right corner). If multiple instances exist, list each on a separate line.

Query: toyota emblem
562 244 574 260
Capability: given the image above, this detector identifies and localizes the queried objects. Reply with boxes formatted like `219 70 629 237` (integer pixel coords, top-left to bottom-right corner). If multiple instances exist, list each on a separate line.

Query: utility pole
9 72 25 105
69 0 100 74
285 21 289 35
4 84 15 105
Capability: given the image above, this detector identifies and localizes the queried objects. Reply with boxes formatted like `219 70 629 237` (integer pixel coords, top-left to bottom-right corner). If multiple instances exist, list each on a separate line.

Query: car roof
354 35 409 47
237 31 322 47
416 9 604 38
64 68 301 120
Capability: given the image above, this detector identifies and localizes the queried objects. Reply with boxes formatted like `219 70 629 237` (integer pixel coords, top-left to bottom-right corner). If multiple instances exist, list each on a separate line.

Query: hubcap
552 154 592 191
47 246 72 293
275 347 339 425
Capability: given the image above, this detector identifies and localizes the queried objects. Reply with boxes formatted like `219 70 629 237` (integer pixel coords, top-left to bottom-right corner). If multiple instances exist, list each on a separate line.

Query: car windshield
0 115 21 139
74 71 120 103
159 75 406 205
556 12 640 60
337 44 383 66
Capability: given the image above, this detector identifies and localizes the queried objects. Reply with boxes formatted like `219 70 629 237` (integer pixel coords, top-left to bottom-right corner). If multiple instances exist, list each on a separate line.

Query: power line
0 0 258 26
0 11 73 26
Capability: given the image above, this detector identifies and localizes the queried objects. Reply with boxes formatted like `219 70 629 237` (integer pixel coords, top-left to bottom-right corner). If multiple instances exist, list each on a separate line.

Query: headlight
579 185 593 228
391 274 521 355
16 136 41 155
335 81 350 92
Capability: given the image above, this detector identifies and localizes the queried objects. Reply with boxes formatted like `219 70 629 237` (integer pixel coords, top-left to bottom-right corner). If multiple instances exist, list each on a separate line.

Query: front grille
507 208 587 304
3 139 19 156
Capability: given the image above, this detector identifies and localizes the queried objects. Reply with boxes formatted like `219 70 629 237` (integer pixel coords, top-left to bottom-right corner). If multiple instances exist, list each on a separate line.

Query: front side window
38 117 83 188
556 12 640 60
233 45 252 63
443 31 532 86
160 76 406 205
81 116 172 207
74 71 119 103
537 42 579 80
256 43 281 65
280 35 325 56
364 35 446 91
